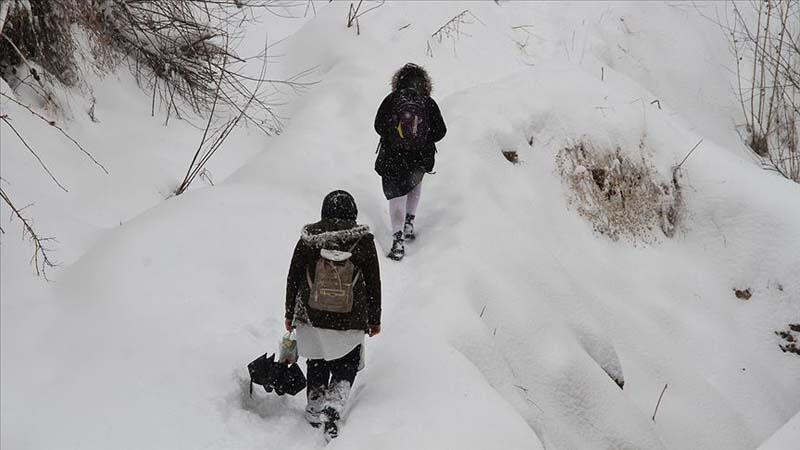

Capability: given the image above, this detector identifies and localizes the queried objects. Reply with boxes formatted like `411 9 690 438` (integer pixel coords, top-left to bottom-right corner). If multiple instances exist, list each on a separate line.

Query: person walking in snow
284 190 382 440
374 63 447 260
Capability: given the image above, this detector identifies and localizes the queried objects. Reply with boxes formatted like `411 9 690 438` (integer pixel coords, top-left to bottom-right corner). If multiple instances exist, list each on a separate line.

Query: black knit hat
321 190 358 221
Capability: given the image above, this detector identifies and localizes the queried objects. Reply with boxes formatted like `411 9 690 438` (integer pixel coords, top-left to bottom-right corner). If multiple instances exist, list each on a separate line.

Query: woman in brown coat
285 190 381 440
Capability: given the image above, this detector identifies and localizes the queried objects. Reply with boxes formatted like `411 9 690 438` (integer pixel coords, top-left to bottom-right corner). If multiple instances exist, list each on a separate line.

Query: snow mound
757 412 800 450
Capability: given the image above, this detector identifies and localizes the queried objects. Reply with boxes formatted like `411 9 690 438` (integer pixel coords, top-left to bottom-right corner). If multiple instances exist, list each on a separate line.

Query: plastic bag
277 331 298 364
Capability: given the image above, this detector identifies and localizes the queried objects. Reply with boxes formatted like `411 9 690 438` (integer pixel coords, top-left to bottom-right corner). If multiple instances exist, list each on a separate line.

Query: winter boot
305 389 324 428
387 231 405 261
321 406 340 441
403 214 416 240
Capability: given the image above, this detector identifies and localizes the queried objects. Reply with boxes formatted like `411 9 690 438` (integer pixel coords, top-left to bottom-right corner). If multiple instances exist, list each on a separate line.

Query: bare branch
0 92 109 173
652 384 668 422
0 114 68 192
429 9 484 57
676 139 704 169
0 186 58 278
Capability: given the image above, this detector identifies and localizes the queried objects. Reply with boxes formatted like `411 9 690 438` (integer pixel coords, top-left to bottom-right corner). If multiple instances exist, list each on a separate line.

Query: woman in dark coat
374 63 447 260
285 190 381 440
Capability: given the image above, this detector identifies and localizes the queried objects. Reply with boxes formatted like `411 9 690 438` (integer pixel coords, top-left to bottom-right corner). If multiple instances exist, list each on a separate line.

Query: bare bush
728 0 799 182
557 141 682 243
0 0 79 107
1 1 312 131
1 1 313 275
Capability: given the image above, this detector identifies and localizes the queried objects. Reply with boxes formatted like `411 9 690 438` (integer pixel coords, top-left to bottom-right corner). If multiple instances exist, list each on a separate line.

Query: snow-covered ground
2 2 799 449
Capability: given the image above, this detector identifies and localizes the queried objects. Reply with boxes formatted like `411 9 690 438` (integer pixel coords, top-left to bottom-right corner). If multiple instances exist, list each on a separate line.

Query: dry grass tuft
557 141 682 243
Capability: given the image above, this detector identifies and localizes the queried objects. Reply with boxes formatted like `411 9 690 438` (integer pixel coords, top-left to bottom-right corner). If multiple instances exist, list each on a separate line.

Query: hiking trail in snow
3 2 799 449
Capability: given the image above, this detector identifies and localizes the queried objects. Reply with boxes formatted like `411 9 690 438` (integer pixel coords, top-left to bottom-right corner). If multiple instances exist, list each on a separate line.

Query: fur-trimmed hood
300 223 371 249
391 63 432 96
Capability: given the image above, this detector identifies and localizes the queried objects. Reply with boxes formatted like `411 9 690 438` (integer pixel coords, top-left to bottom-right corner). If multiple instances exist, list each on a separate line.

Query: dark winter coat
374 64 447 178
285 219 381 331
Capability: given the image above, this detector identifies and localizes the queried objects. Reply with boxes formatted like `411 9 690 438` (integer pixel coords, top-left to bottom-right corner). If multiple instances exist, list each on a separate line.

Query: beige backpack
306 241 361 314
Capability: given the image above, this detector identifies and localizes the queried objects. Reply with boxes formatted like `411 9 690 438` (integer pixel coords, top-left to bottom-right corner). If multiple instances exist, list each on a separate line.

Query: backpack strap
347 236 363 253
348 237 364 284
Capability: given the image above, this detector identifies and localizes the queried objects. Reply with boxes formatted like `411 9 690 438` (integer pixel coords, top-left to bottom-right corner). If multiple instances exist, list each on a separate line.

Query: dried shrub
0 1 310 276
557 141 682 243
1 1 309 131
729 1 800 182
0 0 80 108
0 1 78 84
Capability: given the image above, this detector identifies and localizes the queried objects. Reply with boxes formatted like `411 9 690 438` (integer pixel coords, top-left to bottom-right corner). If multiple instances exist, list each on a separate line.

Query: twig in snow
651 383 668 422
88 97 100 123
347 0 384 35
675 138 704 170
304 0 316 18
0 92 108 173
431 10 483 44
199 169 215 186
0 187 57 278
513 384 544 413
479 304 487 318
0 114 68 192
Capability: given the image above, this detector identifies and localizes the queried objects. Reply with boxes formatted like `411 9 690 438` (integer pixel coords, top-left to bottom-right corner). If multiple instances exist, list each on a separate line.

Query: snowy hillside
2 2 799 449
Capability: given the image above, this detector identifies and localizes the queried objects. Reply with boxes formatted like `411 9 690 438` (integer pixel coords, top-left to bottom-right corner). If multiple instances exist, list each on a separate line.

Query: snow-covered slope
758 412 800 450
2 2 798 449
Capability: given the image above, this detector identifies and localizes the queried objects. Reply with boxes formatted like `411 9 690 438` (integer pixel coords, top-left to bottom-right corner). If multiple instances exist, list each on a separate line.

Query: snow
758 412 800 450
2 1 799 449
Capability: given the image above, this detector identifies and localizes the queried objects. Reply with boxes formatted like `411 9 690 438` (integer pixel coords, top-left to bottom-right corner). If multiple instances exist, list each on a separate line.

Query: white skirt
295 323 365 363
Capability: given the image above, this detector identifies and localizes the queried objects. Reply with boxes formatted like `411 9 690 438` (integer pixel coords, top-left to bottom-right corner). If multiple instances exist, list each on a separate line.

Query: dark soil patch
734 288 752 300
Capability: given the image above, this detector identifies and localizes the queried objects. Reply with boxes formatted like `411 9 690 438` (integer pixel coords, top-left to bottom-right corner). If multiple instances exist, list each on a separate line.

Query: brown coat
285 220 381 331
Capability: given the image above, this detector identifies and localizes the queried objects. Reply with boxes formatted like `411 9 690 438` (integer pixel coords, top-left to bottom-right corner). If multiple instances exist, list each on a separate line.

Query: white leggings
389 182 422 234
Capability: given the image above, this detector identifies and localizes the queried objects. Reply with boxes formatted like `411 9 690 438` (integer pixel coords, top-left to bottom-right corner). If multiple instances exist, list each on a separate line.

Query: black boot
305 389 324 428
387 231 405 261
321 406 340 441
404 214 416 240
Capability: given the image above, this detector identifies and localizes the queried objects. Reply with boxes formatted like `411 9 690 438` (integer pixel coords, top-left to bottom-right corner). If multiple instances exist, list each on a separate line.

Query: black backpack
391 88 430 149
